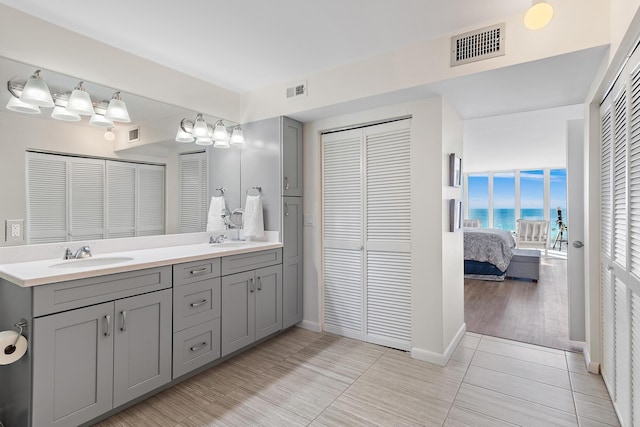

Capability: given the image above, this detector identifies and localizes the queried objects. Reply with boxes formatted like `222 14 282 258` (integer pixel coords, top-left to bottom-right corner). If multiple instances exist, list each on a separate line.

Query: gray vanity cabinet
33 302 114 427
221 270 255 356
282 196 303 328
255 264 283 340
282 117 303 197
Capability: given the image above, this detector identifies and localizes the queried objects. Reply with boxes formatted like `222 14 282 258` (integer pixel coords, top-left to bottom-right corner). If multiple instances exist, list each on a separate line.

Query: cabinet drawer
173 278 221 332
33 266 172 317
173 258 221 286
172 318 221 379
221 249 282 276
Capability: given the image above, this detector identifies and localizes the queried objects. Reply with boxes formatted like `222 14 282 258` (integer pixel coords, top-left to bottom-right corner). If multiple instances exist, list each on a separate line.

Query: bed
463 227 516 281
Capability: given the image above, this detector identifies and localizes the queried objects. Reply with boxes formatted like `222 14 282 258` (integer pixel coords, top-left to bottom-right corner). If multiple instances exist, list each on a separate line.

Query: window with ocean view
520 169 544 221
493 172 515 231
468 173 489 227
550 168 567 234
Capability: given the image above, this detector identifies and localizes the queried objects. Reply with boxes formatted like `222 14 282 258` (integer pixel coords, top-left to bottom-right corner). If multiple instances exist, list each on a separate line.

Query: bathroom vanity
0 239 285 427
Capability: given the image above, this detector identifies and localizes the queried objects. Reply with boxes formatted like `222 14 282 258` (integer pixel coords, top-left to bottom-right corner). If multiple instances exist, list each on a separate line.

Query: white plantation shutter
137 164 165 236
322 119 412 350
602 264 615 395
602 106 613 258
69 159 105 241
615 278 630 427
179 152 208 233
631 292 640 426
322 129 364 339
631 68 640 277
26 153 67 244
364 121 412 350
106 161 136 238
613 89 628 267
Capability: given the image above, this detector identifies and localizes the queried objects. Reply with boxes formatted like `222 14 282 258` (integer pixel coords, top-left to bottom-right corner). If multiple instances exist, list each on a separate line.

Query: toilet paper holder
3 319 27 355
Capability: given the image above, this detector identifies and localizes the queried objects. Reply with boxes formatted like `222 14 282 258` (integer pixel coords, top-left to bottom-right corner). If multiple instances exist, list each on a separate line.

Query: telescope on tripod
552 207 568 251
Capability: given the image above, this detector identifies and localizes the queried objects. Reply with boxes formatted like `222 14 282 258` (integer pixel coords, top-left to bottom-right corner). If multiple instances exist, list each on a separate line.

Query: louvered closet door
613 88 628 268
364 120 412 350
137 164 165 236
322 129 364 340
106 161 136 238
69 158 105 241
179 152 207 233
26 152 68 244
631 292 640 426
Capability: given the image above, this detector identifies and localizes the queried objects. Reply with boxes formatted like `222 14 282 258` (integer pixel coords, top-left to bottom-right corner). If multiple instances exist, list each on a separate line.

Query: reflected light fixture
524 1 554 30
177 114 236 149
104 128 116 141
6 95 41 114
213 138 230 149
66 81 95 116
230 125 245 146
51 103 81 122
105 92 131 123
89 113 114 127
192 114 211 138
212 120 229 142
175 126 195 143
195 137 214 146
19 70 54 107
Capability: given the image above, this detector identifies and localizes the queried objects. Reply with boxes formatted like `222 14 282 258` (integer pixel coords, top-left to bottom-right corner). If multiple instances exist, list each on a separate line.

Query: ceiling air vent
286 81 307 99
128 127 140 143
451 23 505 67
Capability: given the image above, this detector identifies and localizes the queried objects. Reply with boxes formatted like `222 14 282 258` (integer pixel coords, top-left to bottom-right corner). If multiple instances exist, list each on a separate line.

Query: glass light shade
213 121 229 141
6 95 41 114
105 98 131 123
51 106 81 121
214 139 230 148
104 129 116 141
192 119 210 138
524 2 553 30
89 113 115 127
195 137 213 146
175 127 195 143
230 126 245 145
19 73 54 107
66 85 95 116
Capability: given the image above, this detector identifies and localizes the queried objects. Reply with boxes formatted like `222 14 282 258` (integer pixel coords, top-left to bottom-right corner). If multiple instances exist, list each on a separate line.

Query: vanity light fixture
104 92 131 123
192 114 212 138
89 112 115 127
19 70 54 107
51 103 81 122
524 1 554 30
177 114 235 148
230 125 245 146
6 95 41 114
213 138 230 149
175 126 195 143
66 82 95 116
195 137 214 146
212 120 229 142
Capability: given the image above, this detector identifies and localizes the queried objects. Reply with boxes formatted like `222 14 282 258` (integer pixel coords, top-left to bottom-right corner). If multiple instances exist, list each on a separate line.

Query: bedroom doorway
462 118 584 352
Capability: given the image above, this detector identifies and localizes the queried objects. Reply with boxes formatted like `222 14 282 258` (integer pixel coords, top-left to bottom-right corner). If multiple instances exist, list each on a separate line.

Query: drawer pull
104 315 112 337
120 310 127 332
190 268 208 275
190 342 208 352
190 299 208 308
257 277 262 291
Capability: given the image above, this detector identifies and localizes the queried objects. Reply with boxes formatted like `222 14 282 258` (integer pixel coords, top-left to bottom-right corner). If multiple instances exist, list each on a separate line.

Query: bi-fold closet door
321 119 412 351
599 46 640 427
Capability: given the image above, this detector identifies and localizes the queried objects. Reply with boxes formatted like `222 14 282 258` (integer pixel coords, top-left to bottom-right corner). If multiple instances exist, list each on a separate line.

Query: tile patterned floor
95 328 619 427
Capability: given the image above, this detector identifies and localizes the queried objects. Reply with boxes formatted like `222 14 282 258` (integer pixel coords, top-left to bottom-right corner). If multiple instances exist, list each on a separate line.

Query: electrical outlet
6 219 24 242
303 215 314 226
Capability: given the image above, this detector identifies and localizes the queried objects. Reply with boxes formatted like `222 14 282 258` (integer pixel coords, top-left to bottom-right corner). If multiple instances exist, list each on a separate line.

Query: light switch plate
6 219 24 242
303 215 314 226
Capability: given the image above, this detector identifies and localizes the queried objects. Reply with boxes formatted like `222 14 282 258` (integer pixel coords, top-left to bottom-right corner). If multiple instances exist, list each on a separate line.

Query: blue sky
468 169 566 210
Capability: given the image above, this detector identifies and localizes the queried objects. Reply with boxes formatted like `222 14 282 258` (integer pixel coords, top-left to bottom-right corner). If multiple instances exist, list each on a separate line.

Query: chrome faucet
209 234 227 244
63 245 92 260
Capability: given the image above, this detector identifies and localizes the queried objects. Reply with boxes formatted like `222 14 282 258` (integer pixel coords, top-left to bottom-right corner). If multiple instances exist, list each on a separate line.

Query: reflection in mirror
0 56 239 247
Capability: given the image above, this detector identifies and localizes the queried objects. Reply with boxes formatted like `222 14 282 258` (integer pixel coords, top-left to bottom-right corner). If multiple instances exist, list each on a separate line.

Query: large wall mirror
0 56 240 247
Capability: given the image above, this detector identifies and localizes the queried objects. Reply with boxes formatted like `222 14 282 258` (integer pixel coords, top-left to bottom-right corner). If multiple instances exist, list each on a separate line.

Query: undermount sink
50 256 134 269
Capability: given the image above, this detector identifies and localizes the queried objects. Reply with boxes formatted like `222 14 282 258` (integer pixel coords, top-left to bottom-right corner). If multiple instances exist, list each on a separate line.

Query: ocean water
468 208 566 232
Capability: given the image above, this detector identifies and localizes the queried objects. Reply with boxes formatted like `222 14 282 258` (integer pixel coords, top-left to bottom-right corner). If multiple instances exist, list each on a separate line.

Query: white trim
584 344 600 374
411 323 466 366
297 320 321 333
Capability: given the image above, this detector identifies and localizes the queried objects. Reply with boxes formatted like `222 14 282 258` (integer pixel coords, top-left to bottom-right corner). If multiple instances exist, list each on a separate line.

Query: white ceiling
0 0 534 93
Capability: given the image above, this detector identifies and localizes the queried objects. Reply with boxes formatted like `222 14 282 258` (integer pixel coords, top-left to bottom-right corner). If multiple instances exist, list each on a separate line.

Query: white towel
243 195 264 238
206 196 226 232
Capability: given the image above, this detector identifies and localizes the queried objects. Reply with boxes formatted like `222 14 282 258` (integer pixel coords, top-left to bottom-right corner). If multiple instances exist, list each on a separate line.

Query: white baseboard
411 323 466 367
298 320 321 333
584 346 600 374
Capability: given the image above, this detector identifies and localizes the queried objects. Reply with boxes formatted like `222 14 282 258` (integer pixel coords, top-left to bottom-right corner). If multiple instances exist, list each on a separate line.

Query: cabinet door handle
284 203 289 216
190 342 208 352
104 314 112 337
190 268 207 275
284 176 289 190
257 277 262 291
190 299 208 308
250 277 255 293
120 310 127 332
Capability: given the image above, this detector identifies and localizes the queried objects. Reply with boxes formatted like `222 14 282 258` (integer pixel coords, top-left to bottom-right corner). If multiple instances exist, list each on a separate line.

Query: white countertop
0 241 283 287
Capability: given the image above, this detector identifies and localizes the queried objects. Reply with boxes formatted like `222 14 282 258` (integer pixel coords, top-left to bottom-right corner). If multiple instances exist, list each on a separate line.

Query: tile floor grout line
442 333 479 424
466 358 574 391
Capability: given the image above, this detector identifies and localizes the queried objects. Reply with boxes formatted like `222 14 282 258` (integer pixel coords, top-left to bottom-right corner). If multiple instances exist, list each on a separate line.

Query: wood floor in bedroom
464 255 582 352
